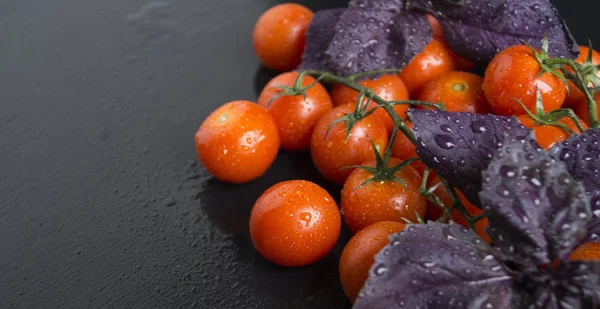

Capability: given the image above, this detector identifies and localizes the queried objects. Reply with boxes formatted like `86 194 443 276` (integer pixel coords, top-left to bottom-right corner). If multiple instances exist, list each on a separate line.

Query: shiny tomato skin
563 46 600 108
418 71 491 113
517 115 587 150
195 101 280 183
391 122 427 174
428 177 490 243
399 39 456 95
330 74 410 133
258 72 333 151
483 45 566 116
311 105 389 185
253 4 313 71
339 221 405 303
249 180 341 267
341 158 426 233
426 14 443 40
569 242 600 261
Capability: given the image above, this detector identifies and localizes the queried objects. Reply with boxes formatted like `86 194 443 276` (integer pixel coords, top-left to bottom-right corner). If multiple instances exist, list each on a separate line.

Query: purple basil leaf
588 220 600 242
349 0 404 11
322 8 432 76
517 261 600 308
353 222 514 309
298 9 345 71
408 109 532 206
409 0 579 62
480 138 591 265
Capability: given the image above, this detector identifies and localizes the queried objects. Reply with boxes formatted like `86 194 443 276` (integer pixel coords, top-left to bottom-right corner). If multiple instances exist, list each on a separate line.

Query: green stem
544 57 576 68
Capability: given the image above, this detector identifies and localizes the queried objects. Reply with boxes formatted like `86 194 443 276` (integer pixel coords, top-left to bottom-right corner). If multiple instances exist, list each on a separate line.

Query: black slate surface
0 0 598 308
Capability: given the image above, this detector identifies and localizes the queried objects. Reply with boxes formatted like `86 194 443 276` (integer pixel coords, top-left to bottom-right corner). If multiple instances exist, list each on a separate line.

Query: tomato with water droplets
391 122 427 174
483 45 566 116
418 71 491 114
330 74 409 133
563 45 600 108
517 115 587 150
311 105 389 185
399 39 456 95
258 72 333 151
253 3 313 71
340 221 405 303
249 180 341 267
341 158 426 233
195 100 280 183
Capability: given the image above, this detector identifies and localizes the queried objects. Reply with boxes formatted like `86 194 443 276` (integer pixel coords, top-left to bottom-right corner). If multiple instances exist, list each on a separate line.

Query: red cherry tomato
195 101 280 183
330 74 410 133
311 105 389 184
517 115 587 150
569 241 600 261
339 221 405 303
418 71 491 113
574 92 600 126
428 176 490 243
253 4 313 71
563 46 600 108
483 45 566 116
391 122 427 174
258 72 333 151
249 180 341 267
399 39 456 95
426 14 443 40
341 157 426 233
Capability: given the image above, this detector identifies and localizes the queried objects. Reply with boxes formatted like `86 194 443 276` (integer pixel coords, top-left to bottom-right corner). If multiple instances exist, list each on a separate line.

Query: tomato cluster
194 4 600 304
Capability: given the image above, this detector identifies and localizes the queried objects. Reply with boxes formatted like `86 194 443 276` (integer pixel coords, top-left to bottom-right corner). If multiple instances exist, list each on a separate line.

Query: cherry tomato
563 46 600 108
399 39 456 95
258 72 333 151
195 101 280 183
448 49 475 71
574 92 600 126
418 71 491 113
483 45 566 116
253 3 313 71
330 74 409 133
341 157 426 233
517 115 587 150
428 177 490 243
569 241 600 261
391 122 427 174
249 180 341 267
311 105 389 185
339 221 405 303
426 14 443 40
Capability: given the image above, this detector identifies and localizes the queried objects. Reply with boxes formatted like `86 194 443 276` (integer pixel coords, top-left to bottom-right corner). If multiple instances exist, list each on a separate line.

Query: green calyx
266 71 328 108
526 36 570 90
325 89 379 142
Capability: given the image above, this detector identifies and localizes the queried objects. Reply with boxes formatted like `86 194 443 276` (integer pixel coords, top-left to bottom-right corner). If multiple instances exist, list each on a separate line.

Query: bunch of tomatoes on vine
194 2 600 305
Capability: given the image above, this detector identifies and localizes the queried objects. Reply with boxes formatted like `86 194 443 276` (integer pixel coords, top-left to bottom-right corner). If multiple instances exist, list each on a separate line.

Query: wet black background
0 0 598 308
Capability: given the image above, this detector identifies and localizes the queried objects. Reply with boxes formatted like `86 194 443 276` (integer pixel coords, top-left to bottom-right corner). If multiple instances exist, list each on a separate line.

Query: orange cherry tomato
253 3 313 71
391 122 427 174
311 105 389 185
483 45 566 116
569 241 600 261
258 72 333 151
574 92 600 126
426 14 443 40
428 177 490 243
399 39 456 95
517 115 587 150
195 101 280 183
339 221 405 303
330 74 410 133
418 71 491 113
249 180 341 267
341 158 426 233
563 46 600 108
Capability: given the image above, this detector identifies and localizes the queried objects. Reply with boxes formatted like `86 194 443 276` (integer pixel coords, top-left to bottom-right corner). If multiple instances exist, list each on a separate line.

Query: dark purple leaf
409 0 579 62
349 0 404 11
480 138 591 265
516 261 600 308
408 109 531 206
588 220 600 242
353 222 514 309
320 8 432 76
298 9 345 71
